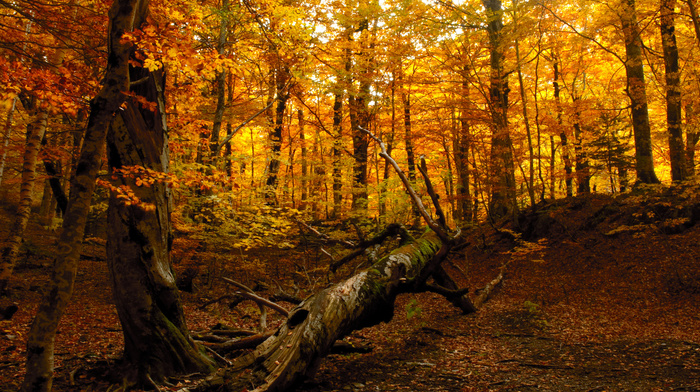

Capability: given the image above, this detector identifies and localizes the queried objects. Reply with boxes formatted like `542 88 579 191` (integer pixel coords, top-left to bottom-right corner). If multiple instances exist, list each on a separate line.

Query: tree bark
209 0 228 161
264 67 290 205
106 68 214 384
0 96 17 188
349 19 375 215
0 107 48 294
684 0 700 176
197 231 448 392
455 67 473 224
660 0 685 181
483 0 517 220
572 102 591 193
299 109 308 205
620 0 660 184
21 1 149 390
330 90 344 219
553 59 573 197
685 103 699 176
515 37 535 207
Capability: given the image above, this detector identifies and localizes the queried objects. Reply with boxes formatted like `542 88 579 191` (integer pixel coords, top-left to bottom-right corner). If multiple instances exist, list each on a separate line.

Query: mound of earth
1 186 699 391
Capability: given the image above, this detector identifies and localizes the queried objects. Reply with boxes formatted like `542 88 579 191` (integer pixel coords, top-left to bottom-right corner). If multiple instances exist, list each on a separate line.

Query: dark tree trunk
685 104 699 177
209 0 227 160
265 67 290 204
455 69 473 224
0 105 48 294
660 0 685 181
483 0 517 220
21 1 149 390
299 109 308 205
106 68 214 384
573 111 591 194
350 93 369 213
553 59 573 197
685 0 700 177
620 0 660 184
331 91 343 219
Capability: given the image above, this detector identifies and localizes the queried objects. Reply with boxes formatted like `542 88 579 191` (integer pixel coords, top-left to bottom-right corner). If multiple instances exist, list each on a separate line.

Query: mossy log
197 231 444 392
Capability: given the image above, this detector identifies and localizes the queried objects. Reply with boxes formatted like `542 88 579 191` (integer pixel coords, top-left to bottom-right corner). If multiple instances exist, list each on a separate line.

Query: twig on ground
222 277 289 317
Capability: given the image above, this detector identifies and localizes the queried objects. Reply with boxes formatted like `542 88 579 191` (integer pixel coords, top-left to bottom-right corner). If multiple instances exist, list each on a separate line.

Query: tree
22 0 149 390
660 0 685 181
106 66 214 385
483 0 517 219
619 0 660 184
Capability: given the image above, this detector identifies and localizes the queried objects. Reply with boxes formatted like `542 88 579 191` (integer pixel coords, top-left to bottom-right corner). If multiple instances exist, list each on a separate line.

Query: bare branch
222 277 290 317
329 223 411 272
360 126 449 241
213 100 274 155
537 1 625 64
418 156 448 229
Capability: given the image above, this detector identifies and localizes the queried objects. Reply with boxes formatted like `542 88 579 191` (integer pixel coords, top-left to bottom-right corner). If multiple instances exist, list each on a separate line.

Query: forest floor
1 185 700 392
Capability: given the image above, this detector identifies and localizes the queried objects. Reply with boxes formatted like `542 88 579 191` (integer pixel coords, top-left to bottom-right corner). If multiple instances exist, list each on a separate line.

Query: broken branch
222 278 289 318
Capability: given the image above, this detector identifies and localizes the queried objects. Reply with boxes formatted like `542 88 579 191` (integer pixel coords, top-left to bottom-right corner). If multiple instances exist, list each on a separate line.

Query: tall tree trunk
299 109 308 205
379 77 397 220
331 91 343 219
483 0 517 220
209 0 228 160
402 87 420 228
350 93 369 214
265 67 290 205
684 0 700 176
0 96 17 188
686 103 699 176
0 106 48 294
572 102 591 193
515 38 535 207
620 0 660 184
349 19 375 216
553 59 573 197
660 0 684 181
455 68 473 224
21 1 149 390
107 67 214 384
550 135 556 199
533 51 546 202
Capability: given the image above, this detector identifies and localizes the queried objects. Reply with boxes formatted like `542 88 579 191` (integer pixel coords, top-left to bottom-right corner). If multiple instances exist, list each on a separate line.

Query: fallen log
195 230 444 392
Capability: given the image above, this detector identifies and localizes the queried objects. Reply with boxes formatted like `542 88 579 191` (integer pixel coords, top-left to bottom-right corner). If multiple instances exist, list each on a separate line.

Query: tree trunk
484 0 517 220
685 0 700 177
455 68 473 224
106 68 214 384
379 77 397 220
197 231 461 392
349 19 375 215
265 67 290 205
572 104 591 193
660 0 685 181
330 91 344 220
402 87 420 227
21 1 148 390
553 59 573 197
0 96 17 188
0 106 48 294
515 38 535 207
299 109 308 205
620 0 660 184
685 103 699 177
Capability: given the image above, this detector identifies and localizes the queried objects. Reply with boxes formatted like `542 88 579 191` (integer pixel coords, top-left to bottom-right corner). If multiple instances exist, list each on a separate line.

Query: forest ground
1 187 699 392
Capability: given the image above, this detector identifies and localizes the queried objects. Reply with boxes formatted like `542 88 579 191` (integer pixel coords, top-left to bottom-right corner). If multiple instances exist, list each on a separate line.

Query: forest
1 0 700 390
